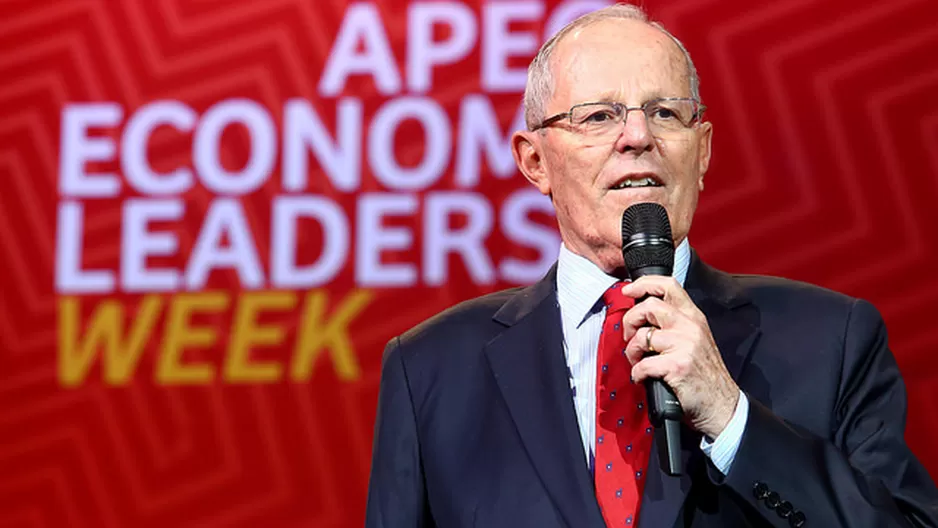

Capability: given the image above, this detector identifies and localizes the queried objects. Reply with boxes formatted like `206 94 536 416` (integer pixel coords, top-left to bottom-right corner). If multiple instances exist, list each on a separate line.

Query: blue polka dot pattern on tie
646 426 652 434
594 282 650 528
636 470 643 479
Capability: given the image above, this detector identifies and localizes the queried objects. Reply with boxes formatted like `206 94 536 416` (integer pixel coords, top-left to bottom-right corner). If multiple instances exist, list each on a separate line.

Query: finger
622 279 708 329
621 276 695 311
622 326 649 365
622 296 681 338
623 326 675 366
630 353 681 385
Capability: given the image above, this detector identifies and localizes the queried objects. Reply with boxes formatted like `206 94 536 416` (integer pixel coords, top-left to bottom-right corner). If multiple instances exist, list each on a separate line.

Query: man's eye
651 106 677 120
584 110 615 123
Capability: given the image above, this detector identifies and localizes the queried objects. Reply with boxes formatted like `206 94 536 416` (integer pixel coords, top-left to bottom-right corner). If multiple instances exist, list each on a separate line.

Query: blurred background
1 0 937 526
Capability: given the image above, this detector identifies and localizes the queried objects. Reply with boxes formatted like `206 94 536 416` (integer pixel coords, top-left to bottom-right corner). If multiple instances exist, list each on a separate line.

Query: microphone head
621 202 675 279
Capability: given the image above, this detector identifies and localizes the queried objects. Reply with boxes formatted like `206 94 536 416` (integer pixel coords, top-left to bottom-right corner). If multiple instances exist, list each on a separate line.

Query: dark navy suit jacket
365 250 938 527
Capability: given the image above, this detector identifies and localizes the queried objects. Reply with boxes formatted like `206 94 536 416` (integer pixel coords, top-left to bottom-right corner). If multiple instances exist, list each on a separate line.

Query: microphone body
621 203 684 476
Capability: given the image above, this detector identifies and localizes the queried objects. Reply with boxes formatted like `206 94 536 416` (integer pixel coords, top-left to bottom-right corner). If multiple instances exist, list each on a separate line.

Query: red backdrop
1 0 937 526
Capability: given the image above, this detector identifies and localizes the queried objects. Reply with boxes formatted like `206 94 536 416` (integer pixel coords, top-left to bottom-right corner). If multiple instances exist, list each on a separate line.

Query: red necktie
595 282 653 527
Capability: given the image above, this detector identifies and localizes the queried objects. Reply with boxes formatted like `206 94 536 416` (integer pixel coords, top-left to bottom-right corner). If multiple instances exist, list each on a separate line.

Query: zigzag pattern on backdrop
665 0 938 474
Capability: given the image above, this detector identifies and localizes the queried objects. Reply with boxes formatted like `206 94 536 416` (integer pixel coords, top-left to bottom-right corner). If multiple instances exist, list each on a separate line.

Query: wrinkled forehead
549 18 691 110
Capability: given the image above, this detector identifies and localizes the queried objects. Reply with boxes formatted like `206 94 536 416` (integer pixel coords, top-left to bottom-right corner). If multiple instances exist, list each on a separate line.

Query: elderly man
365 4 938 527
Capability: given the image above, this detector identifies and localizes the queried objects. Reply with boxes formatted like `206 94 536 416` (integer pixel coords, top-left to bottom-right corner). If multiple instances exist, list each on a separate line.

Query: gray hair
523 3 701 130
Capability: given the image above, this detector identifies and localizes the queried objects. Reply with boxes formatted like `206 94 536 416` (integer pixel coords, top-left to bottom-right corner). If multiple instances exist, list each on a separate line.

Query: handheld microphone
621 202 684 476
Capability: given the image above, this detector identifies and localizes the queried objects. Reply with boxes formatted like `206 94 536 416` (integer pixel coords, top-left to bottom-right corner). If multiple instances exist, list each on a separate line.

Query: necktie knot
602 282 634 314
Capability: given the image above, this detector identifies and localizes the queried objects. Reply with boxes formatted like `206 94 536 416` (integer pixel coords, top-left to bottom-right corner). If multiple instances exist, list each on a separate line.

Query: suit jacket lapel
684 249 762 383
483 252 761 528
484 265 605 528
639 249 762 528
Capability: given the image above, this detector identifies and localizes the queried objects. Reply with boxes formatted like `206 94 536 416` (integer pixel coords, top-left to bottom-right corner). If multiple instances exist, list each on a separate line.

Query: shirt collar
556 238 691 328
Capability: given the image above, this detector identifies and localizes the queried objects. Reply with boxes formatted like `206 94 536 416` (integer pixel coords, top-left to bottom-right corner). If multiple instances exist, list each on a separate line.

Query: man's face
513 18 713 273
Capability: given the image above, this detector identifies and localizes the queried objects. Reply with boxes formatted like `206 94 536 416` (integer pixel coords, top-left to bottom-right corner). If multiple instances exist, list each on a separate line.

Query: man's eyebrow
571 95 617 106
580 93 670 105
592 94 619 103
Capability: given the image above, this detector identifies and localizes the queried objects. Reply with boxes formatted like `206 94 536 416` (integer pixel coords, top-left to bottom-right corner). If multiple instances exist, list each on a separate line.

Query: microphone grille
621 202 674 274
621 202 672 240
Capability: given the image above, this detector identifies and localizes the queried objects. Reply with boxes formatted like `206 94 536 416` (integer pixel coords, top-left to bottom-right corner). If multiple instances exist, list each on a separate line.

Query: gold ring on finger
646 327 656 353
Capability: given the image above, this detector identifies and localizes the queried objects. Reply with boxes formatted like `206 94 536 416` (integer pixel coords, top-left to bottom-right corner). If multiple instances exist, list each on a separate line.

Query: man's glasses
531 98 706 138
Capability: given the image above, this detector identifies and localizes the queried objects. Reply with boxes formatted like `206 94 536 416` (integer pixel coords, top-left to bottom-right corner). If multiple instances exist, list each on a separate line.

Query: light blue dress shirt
555 240 748 475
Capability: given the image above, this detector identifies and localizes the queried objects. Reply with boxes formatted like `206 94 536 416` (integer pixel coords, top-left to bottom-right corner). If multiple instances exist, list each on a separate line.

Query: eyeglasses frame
530 97 707 133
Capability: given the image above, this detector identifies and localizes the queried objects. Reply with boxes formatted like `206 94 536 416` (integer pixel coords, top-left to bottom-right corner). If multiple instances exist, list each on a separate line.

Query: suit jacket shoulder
397 287 523 351
685 254 938 527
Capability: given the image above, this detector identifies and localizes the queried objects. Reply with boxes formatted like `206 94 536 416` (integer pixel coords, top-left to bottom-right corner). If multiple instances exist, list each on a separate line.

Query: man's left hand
620 276 739 439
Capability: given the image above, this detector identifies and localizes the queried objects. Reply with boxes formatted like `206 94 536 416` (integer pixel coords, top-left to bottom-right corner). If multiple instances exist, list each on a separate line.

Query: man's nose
613 109 654 153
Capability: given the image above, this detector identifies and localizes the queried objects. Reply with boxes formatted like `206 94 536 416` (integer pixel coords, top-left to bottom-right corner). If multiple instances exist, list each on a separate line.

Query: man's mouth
611 175 663 189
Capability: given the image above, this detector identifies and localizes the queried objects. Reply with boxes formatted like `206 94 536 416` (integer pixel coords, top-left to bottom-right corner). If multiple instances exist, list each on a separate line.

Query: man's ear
511 130 551 195
696 121 713 191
